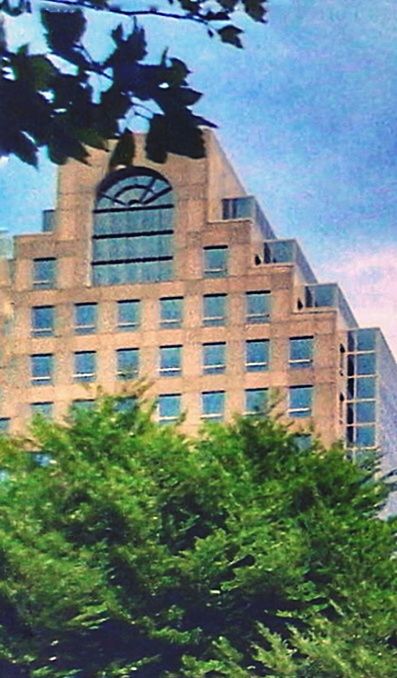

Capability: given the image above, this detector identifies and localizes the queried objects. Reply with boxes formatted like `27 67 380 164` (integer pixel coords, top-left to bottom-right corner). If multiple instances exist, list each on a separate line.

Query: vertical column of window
346 329 377 449
158 394 181 424
203 342 226 374
289 337 313 368
31 354 54 385
116 348 139 379
31 306 55 337
33 258 56 289
288 386 313 418
74 303 97 334
245 388 268 416
160 297 183 328
203 294 227 326
117 300 140 330
74 351 96 382
159 346 182 377
245 340 269 371
201 391 225 421
246 291 270 323
203 246 228 278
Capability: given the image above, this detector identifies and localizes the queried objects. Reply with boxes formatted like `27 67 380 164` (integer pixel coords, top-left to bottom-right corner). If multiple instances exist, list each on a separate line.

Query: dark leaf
41 9 86 56
145 115 167 163
167 58 190 87
242 0 268 22
218 25 243 47
109 130 135 169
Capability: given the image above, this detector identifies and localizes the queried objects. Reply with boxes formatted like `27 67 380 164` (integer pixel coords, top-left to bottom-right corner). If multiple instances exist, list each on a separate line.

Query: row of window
30 292 271 336
29 338 314 385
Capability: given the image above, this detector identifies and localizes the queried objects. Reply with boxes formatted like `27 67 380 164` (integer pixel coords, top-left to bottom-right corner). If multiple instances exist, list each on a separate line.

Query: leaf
242 0 268 22
41 9 86 56
145 115 167 164
167 58 190 87
217 25 243 48
77 128 108 151
109 130 135 170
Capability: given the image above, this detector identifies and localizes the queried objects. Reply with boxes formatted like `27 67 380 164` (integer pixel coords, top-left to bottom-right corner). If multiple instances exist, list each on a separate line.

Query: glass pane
33 258 56 288
31 402 53 418
74 352 96 382
289 337 313 366
160 346 181 376
294 434 312 451
356 329 376 351
355 401 376 423
203 294 226 326
117 349 139 379
118 300 140 329
72 400 96 411
0 418 10 433
246 292 270 323
203 247 228 277
160 297 183 327
75 304 97 334
32 306 54 336
158 394 181 422
201 391 225 419
31 354 53 384
356 377 376 399
203 343 226 374
245 389 268 414
246 340 269 371
356 353 376 375
289 386 313 417
355 425 375 447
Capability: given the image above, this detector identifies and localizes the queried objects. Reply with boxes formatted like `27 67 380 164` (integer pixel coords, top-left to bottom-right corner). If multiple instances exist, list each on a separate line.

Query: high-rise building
0 132 396 492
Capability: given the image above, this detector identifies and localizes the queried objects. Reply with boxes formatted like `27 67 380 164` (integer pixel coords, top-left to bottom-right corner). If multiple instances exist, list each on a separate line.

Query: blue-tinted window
355 425 375 447
288 386 313 418
160 297 183 328
289 337 313 368
355 401 376 424
32 306 55 337
203 342 226 374
246 340 269 371
72 399 96 411
117 300 140 330
356 353 376 375
158 394 181 423
33 258 56 288
201 391 225 421
74 303 97 334
74 351 96 382
0 418 10 433
222 197 252 220
115 396 137 413
245 388 268 415
31 354 53 385
356 377 376 399
160 345 182 377
246 291 270 323
356 329 376 352
203 246 228 278
203 294 227 326
116 348 139 379
294 434 312 451
31 402 53 418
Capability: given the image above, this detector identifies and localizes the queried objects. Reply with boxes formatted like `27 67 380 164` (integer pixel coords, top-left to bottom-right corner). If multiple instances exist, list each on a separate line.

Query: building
0 132 396 486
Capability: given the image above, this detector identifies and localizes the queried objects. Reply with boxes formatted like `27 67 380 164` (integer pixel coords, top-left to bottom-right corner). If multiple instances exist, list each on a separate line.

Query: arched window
92 168 174 285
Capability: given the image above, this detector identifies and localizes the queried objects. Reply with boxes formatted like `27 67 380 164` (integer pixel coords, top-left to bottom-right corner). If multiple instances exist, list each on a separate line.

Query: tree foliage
0 0 268 167
0 396 396 676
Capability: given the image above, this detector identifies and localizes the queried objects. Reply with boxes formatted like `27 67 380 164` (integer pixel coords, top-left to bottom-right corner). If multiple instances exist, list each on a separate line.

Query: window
0 418 10 433
72 399 96 411
246 291 270 323
355 425 375 447
33 258 56 288
31 402 53 418
356 353 376 375
74 303 97 334
289 337 313 368
246 340 269 372
31 354 53 385
203 342 226 375
116 348 139 379
115 396 137 413
117 300 140 330
203 246 228 278
201 391 225 421
356 329 376 352
356 377 376 399
32 306 55 337
203 294 227 326
294 434 312 451
355 401 376 424
74 351 96 382
158 394 181 424
160 345 182 377
160 297 183 328
288 386 313 418
92 168 174 285
245 388 268 415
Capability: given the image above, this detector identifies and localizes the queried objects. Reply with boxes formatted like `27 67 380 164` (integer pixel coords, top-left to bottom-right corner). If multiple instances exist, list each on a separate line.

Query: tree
0 0 268 168
0 396 396 677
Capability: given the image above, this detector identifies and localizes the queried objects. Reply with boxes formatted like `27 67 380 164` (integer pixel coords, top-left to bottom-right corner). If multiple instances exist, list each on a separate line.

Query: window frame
203 342 226 375
203 293 227 327
288 385 313 418
289 336 314 369
245 339 269 372
201 390 225 421
160 296 183 329
159 345 182 377
116 348 139 380
117 299 140 330
74 303 98 335
73 351 96 383
245 388 268 416
31 306 55 337
246 291 270 324
31 353 54 386
203 246 228 278
158 393 181 424
33 258 56 289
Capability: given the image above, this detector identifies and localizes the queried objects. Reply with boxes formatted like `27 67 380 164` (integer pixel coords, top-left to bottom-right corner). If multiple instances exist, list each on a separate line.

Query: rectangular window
33 258 56 288
72 399 96 411
203 342 226 374
0 418 10 433
288 386 313 418
158 394 181 424
289 336 313 368
160 297 183 328
246 340 269 372
355 401 376 424
117 300 140 330
355 425 375 447
203 294 227 327
116 348 139 379
356 377 376 399
74 351 96 382
160 345 182 377
246 291 270 323
356 353 376 375
31 354 53 385
32 306 55 337
115 396 137 413
31 402 53 418
74 303 97 334
201 391 225 421
203 246 228 278
245 388 268 415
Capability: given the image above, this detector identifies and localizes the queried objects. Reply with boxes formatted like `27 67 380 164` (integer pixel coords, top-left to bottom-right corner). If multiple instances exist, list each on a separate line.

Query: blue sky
1 0 396 354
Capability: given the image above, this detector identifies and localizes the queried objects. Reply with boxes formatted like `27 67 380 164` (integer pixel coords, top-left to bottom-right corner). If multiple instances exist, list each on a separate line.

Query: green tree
0 396 396 676
0 0 267 167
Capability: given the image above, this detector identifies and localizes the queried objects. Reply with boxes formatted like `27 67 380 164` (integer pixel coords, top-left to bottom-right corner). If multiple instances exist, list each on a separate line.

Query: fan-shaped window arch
92 168 174 285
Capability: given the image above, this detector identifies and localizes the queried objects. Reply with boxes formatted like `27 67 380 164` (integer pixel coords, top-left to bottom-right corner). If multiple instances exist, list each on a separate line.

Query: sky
1 0 396 356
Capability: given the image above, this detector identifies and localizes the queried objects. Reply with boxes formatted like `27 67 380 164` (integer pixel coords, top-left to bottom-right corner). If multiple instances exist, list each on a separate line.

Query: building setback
0 132 396 491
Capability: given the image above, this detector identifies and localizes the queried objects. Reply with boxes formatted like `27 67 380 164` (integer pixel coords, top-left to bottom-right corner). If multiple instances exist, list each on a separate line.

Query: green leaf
109 130 135 169
217 25 244 48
